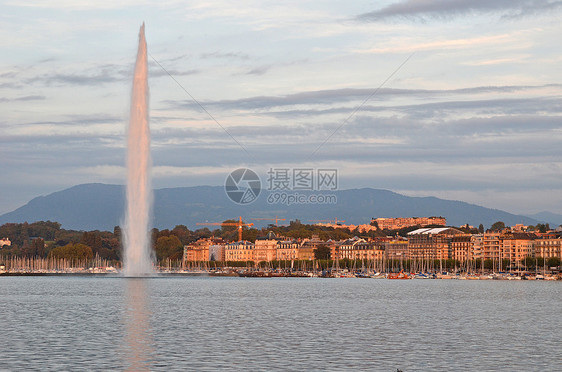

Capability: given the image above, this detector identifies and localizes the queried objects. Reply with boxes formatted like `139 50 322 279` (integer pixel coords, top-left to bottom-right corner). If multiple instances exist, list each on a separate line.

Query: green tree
171 225 191 245
154 235 183 262
49 243 93 262
535 223 550 233
478 224 484 233
522 256 535 268
31 238 45 257
490 221 505 231
80 231 102 253
242 228 259 242
194 228 212 239
547 257 560 268
314 244 331 260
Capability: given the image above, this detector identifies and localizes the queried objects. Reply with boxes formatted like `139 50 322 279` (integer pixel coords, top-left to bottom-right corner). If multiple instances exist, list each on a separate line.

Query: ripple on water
0 277 560 371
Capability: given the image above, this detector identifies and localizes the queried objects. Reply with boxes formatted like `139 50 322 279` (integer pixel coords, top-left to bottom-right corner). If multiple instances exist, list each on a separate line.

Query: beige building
276 240 299 261
500 233 536 267
471 234 484 260
533 236 562 259
0 237 11 247
184 238 224 262
482 232 501 262
355 241 384 261
338 237 365 260
254 232 279 262
224 241 255 262
451 235 472 262
297 241 315 261
208 244 225 262
336 237 384 261
384 239 408 260
407 227 465 260
373 217 446 230
299 235 329 260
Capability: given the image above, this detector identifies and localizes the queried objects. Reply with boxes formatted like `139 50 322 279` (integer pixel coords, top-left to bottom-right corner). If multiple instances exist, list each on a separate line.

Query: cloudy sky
1 0 561 216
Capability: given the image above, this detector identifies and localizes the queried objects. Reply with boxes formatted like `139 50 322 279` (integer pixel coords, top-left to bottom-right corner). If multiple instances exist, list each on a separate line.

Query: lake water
0 276 560 371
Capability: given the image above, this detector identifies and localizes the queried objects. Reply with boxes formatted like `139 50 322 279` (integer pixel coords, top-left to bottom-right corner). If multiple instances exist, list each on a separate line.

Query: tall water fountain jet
123 23 153 276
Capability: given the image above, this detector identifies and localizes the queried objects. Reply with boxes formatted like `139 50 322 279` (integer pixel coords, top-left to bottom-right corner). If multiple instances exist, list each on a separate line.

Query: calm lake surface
0 276 560 371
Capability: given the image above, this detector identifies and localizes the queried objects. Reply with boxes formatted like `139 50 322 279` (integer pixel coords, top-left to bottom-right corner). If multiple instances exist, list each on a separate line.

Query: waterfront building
208 244 225 261
471 234 484 260
300 235 328 259
184 238 211 262
254 231 279 262
338 237 365 260
482 232 501 262
358 241 384 261
224 241 255 262
451 235 472 262
533 234 562 259
500 233 536 268
297 241 315 261
407 227 465 260
338 237 383 261
276 239 299 261
383 238 408 260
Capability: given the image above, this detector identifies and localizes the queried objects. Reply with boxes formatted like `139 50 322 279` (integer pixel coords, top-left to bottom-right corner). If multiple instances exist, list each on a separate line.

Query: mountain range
2 183 560 231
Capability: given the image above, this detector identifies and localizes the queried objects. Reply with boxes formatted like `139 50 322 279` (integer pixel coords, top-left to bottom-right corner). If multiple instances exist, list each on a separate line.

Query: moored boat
387 270 412 279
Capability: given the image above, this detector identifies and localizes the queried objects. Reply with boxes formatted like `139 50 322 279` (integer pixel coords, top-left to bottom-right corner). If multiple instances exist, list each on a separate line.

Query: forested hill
0 183 539 231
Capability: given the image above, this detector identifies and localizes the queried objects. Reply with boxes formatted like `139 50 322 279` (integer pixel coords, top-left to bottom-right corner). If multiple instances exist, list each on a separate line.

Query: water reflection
124 278 154 371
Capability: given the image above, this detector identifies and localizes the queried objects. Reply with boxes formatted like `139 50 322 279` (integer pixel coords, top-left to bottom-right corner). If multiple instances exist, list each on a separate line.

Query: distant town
1 216 561 279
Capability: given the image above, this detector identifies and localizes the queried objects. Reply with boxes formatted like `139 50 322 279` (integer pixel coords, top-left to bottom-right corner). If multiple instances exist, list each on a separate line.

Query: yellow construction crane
251 216 286 226
196 216 254 242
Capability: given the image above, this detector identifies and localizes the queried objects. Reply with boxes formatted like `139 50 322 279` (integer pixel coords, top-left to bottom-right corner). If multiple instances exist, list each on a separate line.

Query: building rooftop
407 227 454 235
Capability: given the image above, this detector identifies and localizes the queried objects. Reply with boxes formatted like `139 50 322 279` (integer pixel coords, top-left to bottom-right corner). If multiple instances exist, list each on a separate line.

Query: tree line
0 220 369 263
2 219 552 264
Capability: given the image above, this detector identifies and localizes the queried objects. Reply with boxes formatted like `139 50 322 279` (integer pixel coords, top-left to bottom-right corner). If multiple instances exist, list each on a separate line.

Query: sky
1 0 561 217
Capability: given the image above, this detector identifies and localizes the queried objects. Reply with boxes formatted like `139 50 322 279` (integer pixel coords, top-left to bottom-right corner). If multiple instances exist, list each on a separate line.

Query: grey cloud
0 71 19 79
6 114 123 128
62 114 123 124
353 173 562 193
38 57 57 64
149 112 562 164
0 82 23 89
161 54 191 63
0 95 46 103
392 96 562 119
164 88 396 112
164 84 560 112
15 95 47 101
23 61 197 87
149 68 200 78
200 51 251 60
240 65 271 76
34 71 122 86
4 112 561 211
356 0 562 22
261 95 562 119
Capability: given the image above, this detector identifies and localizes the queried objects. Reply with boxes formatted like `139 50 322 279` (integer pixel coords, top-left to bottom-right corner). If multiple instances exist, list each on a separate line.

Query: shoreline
1 270 560 280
